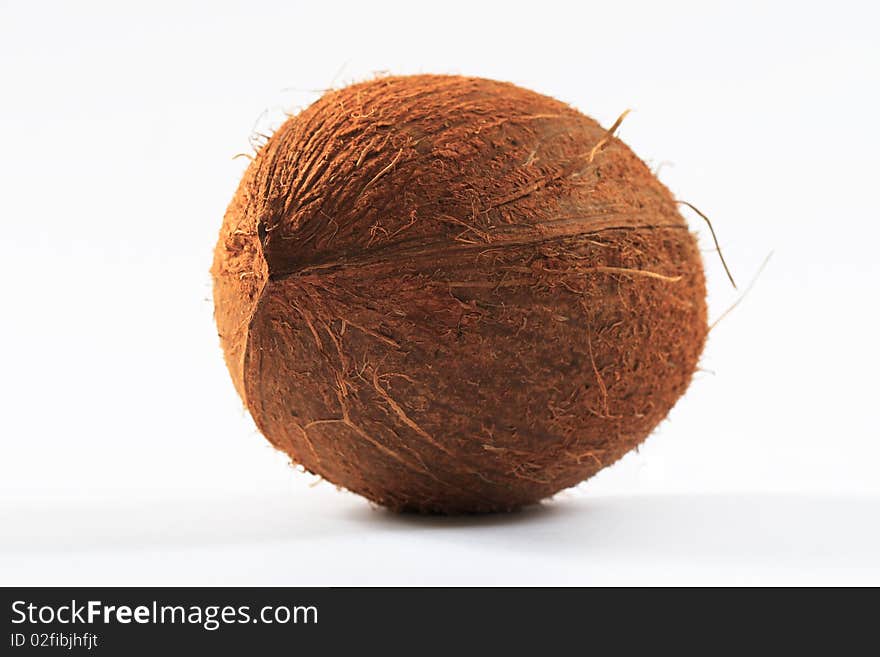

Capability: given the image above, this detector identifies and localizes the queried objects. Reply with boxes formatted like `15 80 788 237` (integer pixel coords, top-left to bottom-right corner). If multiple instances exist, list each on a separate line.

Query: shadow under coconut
6 489 879 576
356 499 563 528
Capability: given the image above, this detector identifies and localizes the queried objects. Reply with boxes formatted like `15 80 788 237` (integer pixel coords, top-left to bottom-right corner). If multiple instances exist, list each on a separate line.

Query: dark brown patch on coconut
211 74 707 513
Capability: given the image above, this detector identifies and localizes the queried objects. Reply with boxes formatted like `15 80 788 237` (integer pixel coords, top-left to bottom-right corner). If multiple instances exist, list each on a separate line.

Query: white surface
1 0 878 586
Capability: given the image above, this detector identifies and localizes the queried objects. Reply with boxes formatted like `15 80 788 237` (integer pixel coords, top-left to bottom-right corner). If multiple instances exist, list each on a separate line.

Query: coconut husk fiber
211 74 707 514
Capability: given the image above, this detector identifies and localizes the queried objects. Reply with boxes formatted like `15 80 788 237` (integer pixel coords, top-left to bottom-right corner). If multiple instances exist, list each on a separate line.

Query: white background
1 0 877 585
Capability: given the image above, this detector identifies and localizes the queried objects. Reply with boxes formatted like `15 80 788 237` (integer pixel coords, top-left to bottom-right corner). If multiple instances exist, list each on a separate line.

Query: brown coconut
211 74 707 513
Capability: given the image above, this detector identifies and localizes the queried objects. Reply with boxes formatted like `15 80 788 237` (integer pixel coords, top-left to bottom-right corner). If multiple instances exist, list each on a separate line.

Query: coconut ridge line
212 74 708 513
247 117 693 281
267 220 691 280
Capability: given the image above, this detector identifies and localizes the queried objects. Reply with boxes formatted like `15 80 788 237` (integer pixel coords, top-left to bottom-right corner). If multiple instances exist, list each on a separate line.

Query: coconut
211 74 707 513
